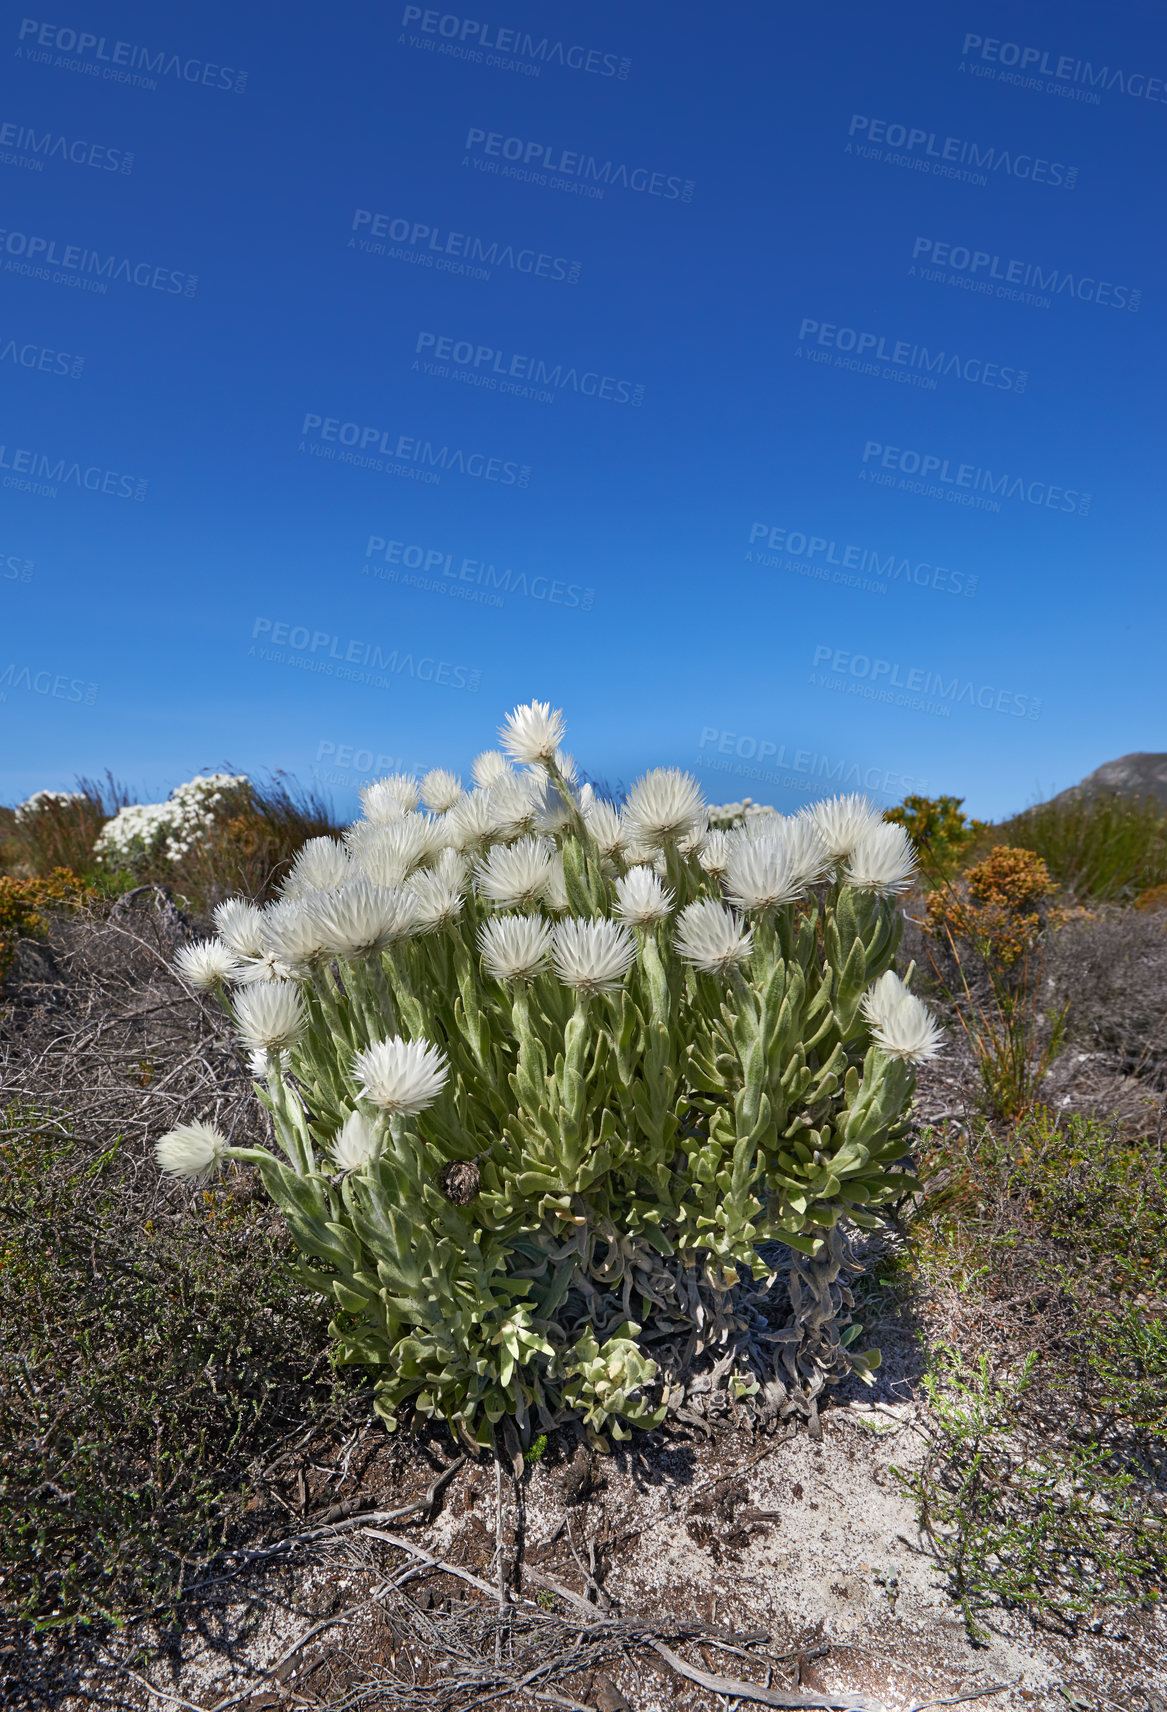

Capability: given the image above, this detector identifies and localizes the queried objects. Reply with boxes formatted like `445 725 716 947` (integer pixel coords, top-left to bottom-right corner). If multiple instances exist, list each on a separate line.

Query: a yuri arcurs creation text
157 702 940 1452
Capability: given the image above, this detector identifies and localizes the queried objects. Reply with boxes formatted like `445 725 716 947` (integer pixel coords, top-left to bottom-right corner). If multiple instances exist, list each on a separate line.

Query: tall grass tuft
997 792 1167 904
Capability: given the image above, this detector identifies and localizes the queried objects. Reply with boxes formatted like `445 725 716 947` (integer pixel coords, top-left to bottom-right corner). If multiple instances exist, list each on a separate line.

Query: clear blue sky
2 0 1163 820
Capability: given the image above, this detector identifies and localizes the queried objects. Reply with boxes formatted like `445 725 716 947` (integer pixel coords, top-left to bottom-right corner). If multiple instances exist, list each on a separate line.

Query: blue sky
2 0 1163 820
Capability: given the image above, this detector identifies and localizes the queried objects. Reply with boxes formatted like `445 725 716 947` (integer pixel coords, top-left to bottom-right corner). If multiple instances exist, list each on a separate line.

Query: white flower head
234 949 294 985
584 799 625 858
346 816 434 885
232 979 306 1052
173 938 240 990
213 897 265 958
361 774 420 822
447 788 499 851
623 768 707 847
407 865 465 931
472 749 510 788
479 913 554 981
697 830 731 879
487 769 540 839
281 836 351 898
614 865 674 925
552 916 636 995
330 1109 378 1172
155 1120 228 1181
306 880 418 957
723 834 808 911
248 1047 284 1082
579 782 596 813
860 970 944 1063
806 794 885 862
353 1035 448 1115
844 822 918 896
421 768 463 814
675 898 754 975
774 816 833 889
544 851 569 912
499 700 566 766
475 834 554 909
258 898 329 972
531 775 577 836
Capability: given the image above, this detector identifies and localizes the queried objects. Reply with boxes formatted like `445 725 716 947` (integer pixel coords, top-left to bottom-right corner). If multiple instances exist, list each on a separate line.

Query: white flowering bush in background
94 774 249 873
157 704 940 1452
14 789 88 823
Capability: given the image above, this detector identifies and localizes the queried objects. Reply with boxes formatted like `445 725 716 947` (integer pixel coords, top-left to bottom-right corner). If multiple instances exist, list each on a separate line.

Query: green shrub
883 794 988 885
155 704 941 1452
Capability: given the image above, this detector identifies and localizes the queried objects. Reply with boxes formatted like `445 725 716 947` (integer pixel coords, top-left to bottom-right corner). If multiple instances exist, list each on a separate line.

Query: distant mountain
1046 753 1167 809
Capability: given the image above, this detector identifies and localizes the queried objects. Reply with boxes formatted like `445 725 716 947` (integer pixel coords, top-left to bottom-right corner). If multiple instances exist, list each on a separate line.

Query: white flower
447 789 499 851
486 769 539 839
584 800 625 858
579 783 596 813
213 897 265 958
806 794 885 861
234 949 294 985
247 1047 283 1081
330 1109 378 1172
499 700 566 766
547 749 578 785
155 1120 228 1181
347 816 435 885
614 866 674 925
552 917 636 994
860 970 944 1063
697 830 731 879
258 899 329 972
421 768 463 813
232 979 307 1052
675 899 754 975
530 776 577 835
360 774 420 821
407 865 465 931
306 880 418 957
544 851 569 912
472 749 510 787
173 938 240 990
844 822 918 895
723 834 808 911
281 837 351 898
623 768 706 846
353 1035 448 1114
475 835 554 908
16 789 85 822
479 913 554 981
772 816 833 889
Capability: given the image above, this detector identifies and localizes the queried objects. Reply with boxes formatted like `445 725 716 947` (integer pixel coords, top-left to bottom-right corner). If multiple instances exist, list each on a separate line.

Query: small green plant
896 1348 1164 1643
523 1432 549 1464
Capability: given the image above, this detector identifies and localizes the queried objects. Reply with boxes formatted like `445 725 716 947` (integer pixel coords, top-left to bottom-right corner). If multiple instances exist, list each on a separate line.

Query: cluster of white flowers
15 789 87 823
166 704 936 1179
94 773 248 868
